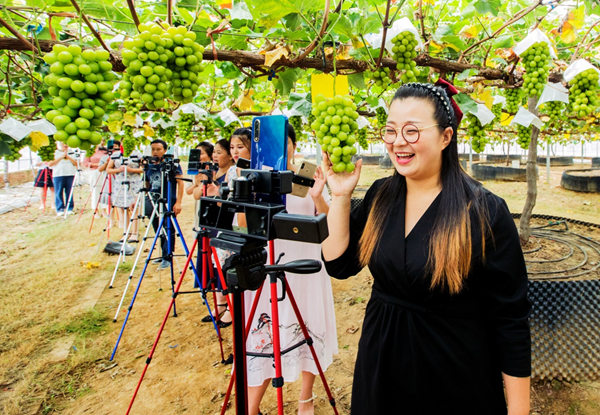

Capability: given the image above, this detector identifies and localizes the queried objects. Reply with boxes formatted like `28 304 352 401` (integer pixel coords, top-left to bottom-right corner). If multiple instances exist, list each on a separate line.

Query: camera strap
292 174 315 188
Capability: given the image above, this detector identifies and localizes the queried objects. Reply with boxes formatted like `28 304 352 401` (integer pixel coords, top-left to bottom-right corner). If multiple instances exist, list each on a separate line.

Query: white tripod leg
112 194 160 321
108 191 143 288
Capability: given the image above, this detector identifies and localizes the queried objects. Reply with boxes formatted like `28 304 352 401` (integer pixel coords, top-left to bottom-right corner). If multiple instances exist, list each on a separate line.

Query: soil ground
1 162 600 414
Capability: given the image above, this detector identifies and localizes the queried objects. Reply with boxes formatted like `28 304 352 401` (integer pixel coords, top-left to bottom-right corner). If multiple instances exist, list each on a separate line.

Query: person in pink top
83 140 107 218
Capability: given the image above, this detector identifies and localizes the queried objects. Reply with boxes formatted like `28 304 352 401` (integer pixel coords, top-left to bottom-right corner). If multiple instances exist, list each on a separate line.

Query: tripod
24 165 50 213
216 239 339 415
110 161 199 361
63 151 84 218
77 165 106 224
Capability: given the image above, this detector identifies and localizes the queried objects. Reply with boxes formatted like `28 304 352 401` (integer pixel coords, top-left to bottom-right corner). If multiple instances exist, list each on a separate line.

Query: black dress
324 177 531 415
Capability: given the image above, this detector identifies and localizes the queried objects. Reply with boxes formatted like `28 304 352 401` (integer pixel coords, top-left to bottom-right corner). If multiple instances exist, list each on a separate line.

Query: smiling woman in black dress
322 81 531 415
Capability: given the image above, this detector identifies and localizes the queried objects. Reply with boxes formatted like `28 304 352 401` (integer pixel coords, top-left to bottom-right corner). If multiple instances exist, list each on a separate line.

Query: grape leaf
454 93 478 115
278 68 302 96
471 0 501 17
348 72 366 90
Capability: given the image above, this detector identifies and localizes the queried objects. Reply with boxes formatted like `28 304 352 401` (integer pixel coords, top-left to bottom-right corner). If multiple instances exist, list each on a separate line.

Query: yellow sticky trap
500 113 513 126
29 131 49 150
311 74 349 102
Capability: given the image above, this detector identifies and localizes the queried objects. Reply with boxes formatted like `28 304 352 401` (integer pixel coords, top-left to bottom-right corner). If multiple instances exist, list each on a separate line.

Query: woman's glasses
379 123 439 144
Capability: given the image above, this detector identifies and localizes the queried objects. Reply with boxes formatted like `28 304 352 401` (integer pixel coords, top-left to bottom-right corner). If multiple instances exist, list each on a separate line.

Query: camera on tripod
199 168 328 291
187 148 219 177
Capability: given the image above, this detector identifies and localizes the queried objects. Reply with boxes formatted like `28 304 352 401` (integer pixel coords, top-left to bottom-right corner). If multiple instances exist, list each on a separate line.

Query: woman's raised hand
308 166 327 200
322 152 362 198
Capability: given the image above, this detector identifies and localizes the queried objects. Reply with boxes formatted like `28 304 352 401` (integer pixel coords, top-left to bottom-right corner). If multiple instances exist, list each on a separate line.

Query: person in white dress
245 125 338 415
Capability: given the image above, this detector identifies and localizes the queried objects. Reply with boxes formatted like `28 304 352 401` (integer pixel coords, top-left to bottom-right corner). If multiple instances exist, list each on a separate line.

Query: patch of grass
41 309 108 340
64 309 108 338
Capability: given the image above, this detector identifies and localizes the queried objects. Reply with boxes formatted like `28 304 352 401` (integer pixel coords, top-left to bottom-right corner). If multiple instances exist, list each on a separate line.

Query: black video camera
200 169 327 241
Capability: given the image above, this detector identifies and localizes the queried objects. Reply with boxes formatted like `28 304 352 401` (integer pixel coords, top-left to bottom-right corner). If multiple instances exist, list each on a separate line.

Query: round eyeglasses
379 123 439 144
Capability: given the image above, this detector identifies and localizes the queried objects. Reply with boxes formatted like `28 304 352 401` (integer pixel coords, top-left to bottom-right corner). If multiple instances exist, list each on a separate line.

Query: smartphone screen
251 115 288 205
187 149 201 175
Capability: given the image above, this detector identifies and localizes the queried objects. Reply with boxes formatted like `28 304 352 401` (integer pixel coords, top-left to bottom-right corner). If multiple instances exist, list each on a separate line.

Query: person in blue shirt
144 139 184 269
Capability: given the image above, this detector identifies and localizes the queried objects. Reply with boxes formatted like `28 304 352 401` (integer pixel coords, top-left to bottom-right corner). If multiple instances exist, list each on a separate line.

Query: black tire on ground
486 154 521 163
352 155 383 165
536 156 574 166
471 162 530 182
561 169 600 193
458 153 480 161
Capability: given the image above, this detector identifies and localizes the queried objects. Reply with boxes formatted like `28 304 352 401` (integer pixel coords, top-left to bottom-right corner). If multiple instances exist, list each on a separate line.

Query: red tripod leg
202 236 226 362
269 273 285 415
213 246 267 415
283 276 339 414
125 238 198 415
42 168 48 213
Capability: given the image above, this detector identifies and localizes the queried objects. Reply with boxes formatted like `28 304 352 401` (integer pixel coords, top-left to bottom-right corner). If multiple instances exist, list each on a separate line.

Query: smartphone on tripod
250 115 289 205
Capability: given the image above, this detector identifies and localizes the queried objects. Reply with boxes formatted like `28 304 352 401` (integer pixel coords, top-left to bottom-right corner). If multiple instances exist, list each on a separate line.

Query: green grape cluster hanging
357 127 369 151
568 68 599 119
504 88 523 114
365 67 391 87
491 103 502 121
122 125 136 157
38 136 57 162
541 101 566 131
516 124 532 150
391 32 420 84
289 116 304 140
120 22 205 109
310 94 359 173
43 44 116 151
376 107 387 128
201 118 215 141
178 113 195 143
220 123 238 140
521 42 552 98
466 113 489 154
3 137 31 161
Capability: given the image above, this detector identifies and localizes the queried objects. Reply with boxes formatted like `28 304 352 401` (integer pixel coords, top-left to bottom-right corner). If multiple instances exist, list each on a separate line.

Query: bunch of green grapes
120 22 205 109
504 88 523 114
376 107 387 128
357 127 369 151
491 103 502 121
307 113 316 127
38 136 57 162
178 113 195 143
541 101 566 131
3 137 31 161
201 118 215 141
516 124 532 150
568 68 599 119
365 67 391 87
122 125 136 156
42 44 115 151
391 31 420 84
119 75 143 115
466 113 488 154
289 115 304 139
220 123 238 140
310 94 359 173
520 42 552 98
164 126 177 144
